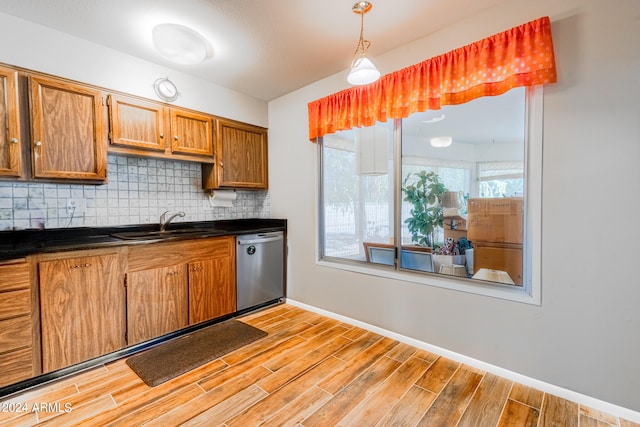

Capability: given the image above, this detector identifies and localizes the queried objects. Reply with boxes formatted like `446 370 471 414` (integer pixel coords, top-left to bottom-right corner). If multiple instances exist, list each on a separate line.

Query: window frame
317 86 543 305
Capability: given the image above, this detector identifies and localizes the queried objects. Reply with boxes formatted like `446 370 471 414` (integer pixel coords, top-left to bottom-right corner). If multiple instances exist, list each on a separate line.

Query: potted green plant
402 170 447 247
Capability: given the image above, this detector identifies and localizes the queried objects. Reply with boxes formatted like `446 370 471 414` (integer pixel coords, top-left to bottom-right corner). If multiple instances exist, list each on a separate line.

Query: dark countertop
0 218 286 261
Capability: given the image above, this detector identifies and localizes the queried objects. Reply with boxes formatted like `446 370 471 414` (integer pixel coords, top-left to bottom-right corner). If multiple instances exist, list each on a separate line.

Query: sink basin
111 228 224 240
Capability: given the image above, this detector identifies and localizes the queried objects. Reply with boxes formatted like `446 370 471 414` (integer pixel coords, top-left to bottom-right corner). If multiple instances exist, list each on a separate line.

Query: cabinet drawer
0 289 31 320
128 237 234 271
0 347 33 387
0 316 32 352
0 262 30 292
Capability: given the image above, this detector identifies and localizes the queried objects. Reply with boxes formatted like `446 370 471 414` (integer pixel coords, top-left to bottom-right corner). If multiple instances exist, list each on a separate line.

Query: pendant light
347 1 381 86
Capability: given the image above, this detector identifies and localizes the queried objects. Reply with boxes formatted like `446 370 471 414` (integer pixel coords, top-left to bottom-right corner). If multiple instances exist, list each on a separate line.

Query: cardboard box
467 198 523 244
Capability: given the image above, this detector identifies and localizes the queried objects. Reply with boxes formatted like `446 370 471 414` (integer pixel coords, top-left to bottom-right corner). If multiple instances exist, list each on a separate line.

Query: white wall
0 12 271 230
0 12 267 127
269 0 640 413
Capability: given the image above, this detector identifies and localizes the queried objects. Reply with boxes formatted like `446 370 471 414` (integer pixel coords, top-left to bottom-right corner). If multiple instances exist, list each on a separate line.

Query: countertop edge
0 219 287 261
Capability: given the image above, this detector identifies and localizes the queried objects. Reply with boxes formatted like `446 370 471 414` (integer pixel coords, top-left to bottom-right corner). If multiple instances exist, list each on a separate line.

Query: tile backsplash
0 154 270 231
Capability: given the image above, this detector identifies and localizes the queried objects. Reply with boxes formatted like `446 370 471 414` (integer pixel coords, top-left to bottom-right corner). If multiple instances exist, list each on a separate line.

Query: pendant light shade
356 126 389 175
347 2 380 86
348 57 381 85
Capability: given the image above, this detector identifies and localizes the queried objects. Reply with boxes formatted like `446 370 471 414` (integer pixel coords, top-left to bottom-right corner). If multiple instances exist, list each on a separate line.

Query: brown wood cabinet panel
29 75 106 181
188 237 236 324
203 119 268 190
39 253 126 372
0 65 22 178
0 347 33 387
473 243 523 285
127 238 228 272
107 94 166 152
0 316 32 353
127 265 188 345
0 261 30 292
0 289 30 320
170 108 213 157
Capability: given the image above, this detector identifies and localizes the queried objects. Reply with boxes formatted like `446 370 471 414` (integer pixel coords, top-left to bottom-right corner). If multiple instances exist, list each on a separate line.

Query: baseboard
285 298 640 424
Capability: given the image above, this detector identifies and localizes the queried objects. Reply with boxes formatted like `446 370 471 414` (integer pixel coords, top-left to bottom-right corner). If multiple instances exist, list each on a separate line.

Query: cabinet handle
35 141 42 147
160 133 164 138
10 138 18 144
191 267 203 271
219 162 224 167
166 271 179 276
70 263 91 269
173 135 178 140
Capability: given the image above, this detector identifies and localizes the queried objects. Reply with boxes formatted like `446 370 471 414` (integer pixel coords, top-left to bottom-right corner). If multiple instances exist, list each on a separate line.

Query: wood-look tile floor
1 304 638 426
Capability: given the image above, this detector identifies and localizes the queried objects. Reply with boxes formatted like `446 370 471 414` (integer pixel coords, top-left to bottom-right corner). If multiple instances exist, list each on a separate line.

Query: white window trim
317 86 543 305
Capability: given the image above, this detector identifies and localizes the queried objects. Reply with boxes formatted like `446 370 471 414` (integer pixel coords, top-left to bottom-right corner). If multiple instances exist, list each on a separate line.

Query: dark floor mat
126 319 267 387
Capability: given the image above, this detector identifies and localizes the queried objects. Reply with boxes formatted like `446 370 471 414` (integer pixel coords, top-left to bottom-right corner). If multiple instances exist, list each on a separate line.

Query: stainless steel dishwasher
236 231 284 311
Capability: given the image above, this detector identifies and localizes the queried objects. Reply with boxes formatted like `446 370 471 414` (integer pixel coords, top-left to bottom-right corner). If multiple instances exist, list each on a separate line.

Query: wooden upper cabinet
0 65 22 178
203 119 268 190
170 108 213 157
107 93 166 152
38 252 126 373
29 75 106 181
107 95 213 161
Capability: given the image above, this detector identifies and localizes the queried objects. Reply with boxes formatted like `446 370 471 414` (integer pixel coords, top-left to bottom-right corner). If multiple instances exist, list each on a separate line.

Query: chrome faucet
159 210 185 231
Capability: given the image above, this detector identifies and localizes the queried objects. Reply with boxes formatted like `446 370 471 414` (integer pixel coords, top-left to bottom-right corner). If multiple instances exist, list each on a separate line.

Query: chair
363 242 434 272
401 249 434 272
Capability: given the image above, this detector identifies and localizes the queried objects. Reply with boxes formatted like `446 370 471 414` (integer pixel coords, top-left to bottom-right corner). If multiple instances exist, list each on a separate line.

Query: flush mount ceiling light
347 1 380 86
430 136 453 148
422 114 446 124
152 23 212 65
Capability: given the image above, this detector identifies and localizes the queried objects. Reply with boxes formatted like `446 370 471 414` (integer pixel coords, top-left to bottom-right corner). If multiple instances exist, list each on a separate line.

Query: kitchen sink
111 228 225 240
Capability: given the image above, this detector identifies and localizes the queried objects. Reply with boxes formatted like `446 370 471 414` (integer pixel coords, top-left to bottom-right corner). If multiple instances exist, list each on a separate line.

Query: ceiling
0 0 510 102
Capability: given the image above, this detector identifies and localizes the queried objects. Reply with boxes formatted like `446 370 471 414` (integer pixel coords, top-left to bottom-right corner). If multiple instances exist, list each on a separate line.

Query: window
318 87 542 303
321 120 394 260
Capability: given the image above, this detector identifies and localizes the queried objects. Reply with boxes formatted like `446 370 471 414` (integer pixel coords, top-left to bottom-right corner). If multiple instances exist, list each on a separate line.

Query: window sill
317 258 541 306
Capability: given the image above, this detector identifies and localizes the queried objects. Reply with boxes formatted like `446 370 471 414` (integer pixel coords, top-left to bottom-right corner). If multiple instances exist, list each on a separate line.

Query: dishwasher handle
237 236 283 245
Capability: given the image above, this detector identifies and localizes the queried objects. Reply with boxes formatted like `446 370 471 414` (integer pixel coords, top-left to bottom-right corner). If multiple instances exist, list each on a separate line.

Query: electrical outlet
66 198 86 216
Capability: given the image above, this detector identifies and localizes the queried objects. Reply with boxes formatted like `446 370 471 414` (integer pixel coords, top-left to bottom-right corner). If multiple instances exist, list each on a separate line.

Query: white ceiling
0 0 510 102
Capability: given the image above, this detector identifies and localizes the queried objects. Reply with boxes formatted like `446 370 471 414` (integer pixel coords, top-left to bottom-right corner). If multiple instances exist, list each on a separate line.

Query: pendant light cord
351 9 371 67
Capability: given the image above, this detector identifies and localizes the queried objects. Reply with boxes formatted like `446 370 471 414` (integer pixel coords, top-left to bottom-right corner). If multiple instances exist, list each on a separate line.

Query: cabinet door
127 265 188 345
39 253 125 373
107 94 166 152
0 65 22 177
29 75 106 181
170 108 213 157
188 253 235 325
204 119 268 189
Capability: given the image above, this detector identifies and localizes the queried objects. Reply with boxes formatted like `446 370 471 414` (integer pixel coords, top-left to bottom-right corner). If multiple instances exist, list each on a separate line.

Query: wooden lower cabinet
38 252 126 373
127 265 188 345
0 261 34 387
127 236 236 344
188 238 236 324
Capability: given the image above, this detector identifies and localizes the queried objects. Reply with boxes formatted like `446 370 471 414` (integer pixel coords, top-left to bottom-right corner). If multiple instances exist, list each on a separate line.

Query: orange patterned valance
308 16 557 141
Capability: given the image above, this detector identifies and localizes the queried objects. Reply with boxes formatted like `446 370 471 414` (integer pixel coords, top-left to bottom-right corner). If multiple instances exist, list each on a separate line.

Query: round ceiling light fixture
152 23 212 65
